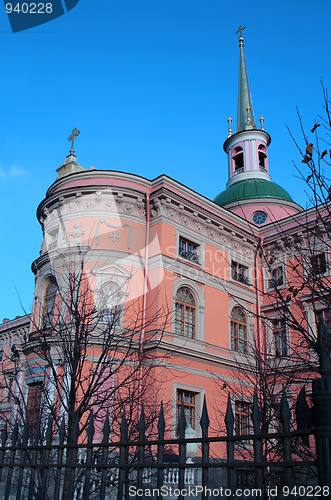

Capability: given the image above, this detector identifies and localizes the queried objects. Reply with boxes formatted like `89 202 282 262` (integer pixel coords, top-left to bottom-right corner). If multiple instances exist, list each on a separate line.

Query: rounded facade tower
214 31 302 225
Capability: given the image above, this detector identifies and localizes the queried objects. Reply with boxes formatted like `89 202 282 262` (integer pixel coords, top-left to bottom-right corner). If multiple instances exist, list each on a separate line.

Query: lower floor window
177 389 197 429
235 400 251 435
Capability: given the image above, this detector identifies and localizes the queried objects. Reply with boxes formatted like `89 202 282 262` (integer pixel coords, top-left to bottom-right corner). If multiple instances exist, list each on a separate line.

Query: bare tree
0 245 171 497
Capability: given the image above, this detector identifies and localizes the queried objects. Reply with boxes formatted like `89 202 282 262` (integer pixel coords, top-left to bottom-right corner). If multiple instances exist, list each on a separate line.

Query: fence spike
280 386 291 432
295 387 311 447
102 410 110 443
157 402 165 439
225 393 234 436
87 410 95 444
74 414 80 443
45 415 53 445
200 395 210 437
120 407 128 440
59 416 66 444
22 419 29 443
138 404 146 440
251 390 262 433
33 416 41 444
178 399 186 438
1 423 7 447
11 421 18 445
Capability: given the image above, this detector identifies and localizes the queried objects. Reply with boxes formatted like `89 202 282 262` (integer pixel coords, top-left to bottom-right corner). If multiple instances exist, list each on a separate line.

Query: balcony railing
179 248 200 264
232 271 250 285
269 276 284 288
234 167 244 175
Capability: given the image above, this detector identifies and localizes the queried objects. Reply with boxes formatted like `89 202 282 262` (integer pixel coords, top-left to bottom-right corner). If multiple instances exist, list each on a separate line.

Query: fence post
280 387 292 488
39 415 53 498
312 376 331 493
178 400 186 500
0 424 8 485
4 422 18 500
82 410 95 500
137 405 146 494
200 395 210 500
225 394 235 492
251 390 264 496
54 418 66 500
27 418 41 500
117 408 128 500
157 402 165 496
99 411 110 500
312 318 331 496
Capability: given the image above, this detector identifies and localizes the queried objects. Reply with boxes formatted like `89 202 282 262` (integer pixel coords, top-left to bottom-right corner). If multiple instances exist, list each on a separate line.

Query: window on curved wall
232 146 244 174
258 145 267 172
175 287 196 338
99 281 121 325
231 307 247 353
43 277 58 329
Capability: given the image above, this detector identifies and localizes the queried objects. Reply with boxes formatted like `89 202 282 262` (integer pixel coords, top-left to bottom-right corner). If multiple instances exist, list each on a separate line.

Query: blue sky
0 0 330 319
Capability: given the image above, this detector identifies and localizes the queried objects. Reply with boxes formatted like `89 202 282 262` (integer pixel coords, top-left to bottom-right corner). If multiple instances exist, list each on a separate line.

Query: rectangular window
273 319 288 357
269 267 284 288
235 401 251 435
310 253 327 275
177 389 197 430
231 261 250 285
178 237 199 264
26 382 43 432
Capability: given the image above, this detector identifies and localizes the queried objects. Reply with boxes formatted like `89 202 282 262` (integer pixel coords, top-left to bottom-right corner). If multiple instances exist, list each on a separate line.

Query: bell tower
214 27 302 223
223 26 271 189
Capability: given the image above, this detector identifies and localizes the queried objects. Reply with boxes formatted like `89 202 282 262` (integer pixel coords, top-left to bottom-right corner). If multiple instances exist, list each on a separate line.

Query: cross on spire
68 127 80 154
236 25 245 42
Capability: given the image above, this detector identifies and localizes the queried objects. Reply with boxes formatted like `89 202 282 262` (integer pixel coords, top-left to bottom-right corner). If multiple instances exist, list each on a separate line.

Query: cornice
149 189 258 250
37 185 147 227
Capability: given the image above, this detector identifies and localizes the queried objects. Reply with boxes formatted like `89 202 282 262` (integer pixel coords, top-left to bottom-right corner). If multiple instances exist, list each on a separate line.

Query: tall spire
236 26 256 132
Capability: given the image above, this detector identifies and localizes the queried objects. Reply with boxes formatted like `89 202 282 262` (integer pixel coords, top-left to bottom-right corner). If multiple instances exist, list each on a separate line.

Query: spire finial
228 117 232 137
236 28 256 132
236 25 245 46
260 116 264 130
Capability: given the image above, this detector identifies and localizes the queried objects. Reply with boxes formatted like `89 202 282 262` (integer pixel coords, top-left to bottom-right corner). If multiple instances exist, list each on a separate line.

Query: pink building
0 32 327 454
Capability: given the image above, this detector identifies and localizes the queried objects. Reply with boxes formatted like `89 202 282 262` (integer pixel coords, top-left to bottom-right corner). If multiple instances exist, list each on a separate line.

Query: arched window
175 287 196 338
258 145 267 171
232 146 244 174
230 307 247 353
43 277 57 328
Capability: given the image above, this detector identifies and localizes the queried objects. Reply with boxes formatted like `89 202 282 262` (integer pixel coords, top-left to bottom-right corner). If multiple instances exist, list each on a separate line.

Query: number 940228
6 3 53 14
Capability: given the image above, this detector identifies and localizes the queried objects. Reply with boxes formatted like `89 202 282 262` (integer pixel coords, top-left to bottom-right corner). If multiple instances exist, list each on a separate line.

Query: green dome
214 179 293 207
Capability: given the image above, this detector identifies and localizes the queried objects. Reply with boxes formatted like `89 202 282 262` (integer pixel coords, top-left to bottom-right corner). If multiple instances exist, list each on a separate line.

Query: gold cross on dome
68 127 80 154
236 25 245 38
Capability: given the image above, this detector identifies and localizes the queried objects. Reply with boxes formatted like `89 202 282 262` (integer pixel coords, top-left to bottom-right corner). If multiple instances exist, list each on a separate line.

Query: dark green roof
214 179 293 207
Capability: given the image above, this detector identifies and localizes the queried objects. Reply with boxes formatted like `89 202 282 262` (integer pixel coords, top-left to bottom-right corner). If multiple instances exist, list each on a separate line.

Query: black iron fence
0 374 330 500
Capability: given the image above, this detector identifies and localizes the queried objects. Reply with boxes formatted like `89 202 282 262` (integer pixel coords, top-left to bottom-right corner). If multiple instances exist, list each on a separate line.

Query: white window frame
172 279 205 342
175 229 205 268
172 382 205 436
